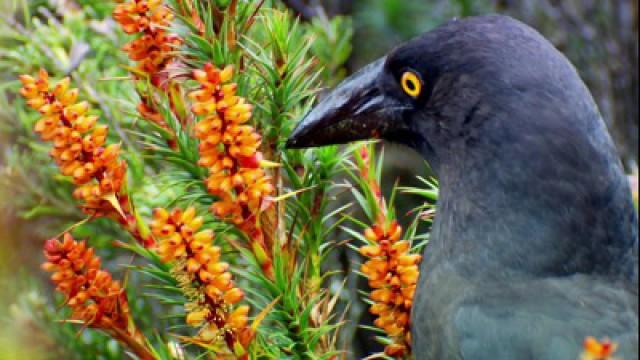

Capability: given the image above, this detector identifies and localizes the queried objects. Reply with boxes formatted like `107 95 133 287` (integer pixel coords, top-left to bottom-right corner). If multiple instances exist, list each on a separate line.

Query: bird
286 15 639 360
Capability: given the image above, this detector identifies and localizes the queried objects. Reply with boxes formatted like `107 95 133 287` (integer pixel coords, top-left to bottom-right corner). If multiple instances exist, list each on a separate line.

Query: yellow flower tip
74 114 98 133
157 240 173 258
223 287 245 304
155 223 175 237
392 240 410 254
384 323 404 337
227 305 250 330
186 258 201 273
359 245 382 257
364 227 378 242
221 83 237 94
192 100 217 115
26 97 46 109
186 309 209 326
60 88 79 105
20 86 37 99
398 254 422 266
369 303 389 315
38 68 49 81
193 229 214 243
206 261 230 275
205 284 223 299
53 77 71 96
41 262 57 272
388 221 403 241
180 206 197 224
193 69 208 83
211 272 233 289
153 207 170 221
220 65 234 83
63 101 90 120
371 288 392 303
19 74 36 85
187 216 204 231
189 240 208 254
187 89 209 102
167 233 183 247
258 159 281 168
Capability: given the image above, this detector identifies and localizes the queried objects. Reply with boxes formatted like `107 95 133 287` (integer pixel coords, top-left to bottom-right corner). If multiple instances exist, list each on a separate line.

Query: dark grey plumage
287 15 638 359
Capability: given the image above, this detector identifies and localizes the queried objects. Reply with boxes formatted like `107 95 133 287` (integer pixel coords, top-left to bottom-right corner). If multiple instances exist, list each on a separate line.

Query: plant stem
105 322 156 360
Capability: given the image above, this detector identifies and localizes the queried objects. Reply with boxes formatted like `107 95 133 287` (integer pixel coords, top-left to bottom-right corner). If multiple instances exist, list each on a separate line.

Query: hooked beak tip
284 137 300 149
285 122 311 149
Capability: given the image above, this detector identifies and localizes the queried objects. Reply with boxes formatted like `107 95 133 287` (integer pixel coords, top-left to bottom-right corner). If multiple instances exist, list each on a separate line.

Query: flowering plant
4 0 437 359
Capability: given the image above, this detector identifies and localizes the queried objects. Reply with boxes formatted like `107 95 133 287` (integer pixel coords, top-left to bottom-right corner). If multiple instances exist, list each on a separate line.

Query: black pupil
406 79 416 91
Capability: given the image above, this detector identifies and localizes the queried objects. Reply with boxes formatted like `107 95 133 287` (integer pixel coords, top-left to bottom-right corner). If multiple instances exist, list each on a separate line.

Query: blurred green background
0 0 637 359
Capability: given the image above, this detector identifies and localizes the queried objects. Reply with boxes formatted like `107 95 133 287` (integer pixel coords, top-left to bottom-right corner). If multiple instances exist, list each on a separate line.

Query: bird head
286 15 591 172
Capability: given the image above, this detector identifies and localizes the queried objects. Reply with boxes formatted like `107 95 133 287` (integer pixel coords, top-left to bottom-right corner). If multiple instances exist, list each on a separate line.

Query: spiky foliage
3 0 388 359
106 0 353 358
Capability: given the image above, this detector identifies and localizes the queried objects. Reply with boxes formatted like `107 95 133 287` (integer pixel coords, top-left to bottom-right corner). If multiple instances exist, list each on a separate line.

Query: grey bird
286 15 639 359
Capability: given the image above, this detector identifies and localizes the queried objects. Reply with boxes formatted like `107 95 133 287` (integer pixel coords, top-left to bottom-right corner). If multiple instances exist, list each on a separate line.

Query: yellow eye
401 71 422 98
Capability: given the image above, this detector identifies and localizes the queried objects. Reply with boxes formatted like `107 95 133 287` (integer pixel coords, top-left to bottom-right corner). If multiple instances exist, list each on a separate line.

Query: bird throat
425 138 637 281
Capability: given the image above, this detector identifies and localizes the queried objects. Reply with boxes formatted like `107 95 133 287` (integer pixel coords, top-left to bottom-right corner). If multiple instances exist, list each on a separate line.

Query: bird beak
286 57 401 149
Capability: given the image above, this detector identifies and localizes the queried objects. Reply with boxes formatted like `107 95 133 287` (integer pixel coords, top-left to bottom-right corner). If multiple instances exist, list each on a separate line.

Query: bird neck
427 113 638 281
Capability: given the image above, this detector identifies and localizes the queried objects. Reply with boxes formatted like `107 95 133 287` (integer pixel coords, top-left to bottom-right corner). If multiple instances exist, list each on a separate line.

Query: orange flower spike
356 146 421 358
112 0 183 142
152 206 252 352
113 0 182 133
190 63 274 232
19 70 143 237
42 233 130 329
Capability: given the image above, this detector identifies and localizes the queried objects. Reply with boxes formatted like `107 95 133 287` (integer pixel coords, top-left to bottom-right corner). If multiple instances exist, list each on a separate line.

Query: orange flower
580 337 619 360
113 0 180 78
21 71 124 214
189 63 274 229
360 220 420 358
113 0 182 134
42 233 154 359
151 206 253 354
20 69 153 247
42 233 129 328
356 145 420 358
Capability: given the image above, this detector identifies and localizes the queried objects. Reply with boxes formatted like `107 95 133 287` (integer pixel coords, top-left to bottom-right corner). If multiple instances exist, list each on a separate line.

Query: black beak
286 57 404 149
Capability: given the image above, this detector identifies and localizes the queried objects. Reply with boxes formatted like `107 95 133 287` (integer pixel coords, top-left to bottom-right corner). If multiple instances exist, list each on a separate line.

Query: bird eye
401 71 422 98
